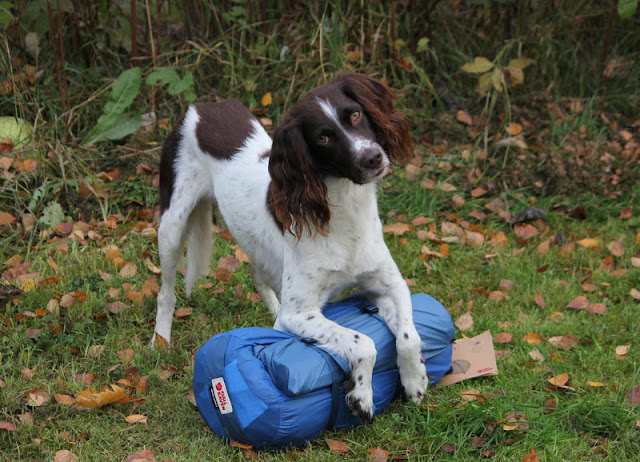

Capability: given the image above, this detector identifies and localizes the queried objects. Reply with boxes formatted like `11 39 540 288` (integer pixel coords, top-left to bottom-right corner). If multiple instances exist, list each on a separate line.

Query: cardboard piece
437 330 498 387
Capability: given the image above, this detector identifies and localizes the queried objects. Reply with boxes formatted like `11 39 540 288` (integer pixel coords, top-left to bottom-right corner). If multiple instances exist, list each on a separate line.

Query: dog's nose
361 149 383 170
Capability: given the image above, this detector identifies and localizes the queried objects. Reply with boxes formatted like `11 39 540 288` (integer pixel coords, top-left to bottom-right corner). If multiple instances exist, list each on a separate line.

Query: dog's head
268 73 412 238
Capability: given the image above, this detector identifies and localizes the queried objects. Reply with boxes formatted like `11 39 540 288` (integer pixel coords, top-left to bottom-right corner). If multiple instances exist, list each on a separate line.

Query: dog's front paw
400 365 429 404
345 387 374 421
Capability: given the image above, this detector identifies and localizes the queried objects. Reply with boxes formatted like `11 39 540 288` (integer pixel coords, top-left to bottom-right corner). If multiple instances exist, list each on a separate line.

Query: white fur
154 101 428 420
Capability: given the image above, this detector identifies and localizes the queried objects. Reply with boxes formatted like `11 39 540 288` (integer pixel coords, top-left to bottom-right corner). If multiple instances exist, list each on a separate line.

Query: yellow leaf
577 238 600 249
75 385 130 409
461 57 494 74
261 92 272 106
21 278 36 293
586 381 605 387
507 57 533 70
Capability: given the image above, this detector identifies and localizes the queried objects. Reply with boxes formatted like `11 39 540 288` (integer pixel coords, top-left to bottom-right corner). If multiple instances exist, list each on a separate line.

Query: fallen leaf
513 223 539 240
60 294 76 308
607 240 624 257
54 394 74 405
75 385 130 408
630 288 640 301
122 450 157 462
145 258 161 274
524 332 544 345
587 303 606 315
368 447 390 462
548 373 575 390
455 311 474 331
529 350 545 362
534 292 545 309
174 306 193 318
382 222 413 236
217 255 242 272
456 110 473 125
620 207 632 220
522 447 540 462
577 238 600 249
54 450 78 462
125 414 148 424
586 381 605 387
119 262 138 277
261 92 272 106
566 296 589 310
499 279 515 292
441 443 456 453
326 438 351 454
548 334 579 350
26 389 51 407
502 412 529 431
0 421 17 431
615 344 631 358
494 332 512 344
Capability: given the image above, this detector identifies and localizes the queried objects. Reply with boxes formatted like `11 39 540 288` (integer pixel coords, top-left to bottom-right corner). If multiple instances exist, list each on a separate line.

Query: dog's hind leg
154 189 211 345
185 199 213 296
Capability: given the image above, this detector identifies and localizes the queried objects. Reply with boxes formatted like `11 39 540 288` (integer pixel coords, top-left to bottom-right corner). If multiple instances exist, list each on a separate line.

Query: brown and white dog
154 73 428 420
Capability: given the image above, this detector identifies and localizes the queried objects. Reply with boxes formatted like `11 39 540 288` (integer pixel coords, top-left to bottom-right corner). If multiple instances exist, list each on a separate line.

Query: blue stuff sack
193 293 455 449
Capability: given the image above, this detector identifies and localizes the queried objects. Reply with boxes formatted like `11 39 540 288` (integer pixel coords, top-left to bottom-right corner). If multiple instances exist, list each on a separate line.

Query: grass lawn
1 148 639 460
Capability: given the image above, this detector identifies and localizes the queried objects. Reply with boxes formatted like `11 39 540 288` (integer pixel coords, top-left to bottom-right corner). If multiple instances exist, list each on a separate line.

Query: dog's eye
316 135 329 145
350 111 361 122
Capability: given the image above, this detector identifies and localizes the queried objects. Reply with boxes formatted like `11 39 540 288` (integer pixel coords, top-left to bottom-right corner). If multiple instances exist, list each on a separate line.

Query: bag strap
301 337 344 429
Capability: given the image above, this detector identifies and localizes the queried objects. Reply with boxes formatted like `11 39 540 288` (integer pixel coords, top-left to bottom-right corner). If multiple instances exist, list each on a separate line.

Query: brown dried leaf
587 303 606 315
382 222 413 236
522 447 540 462
524 332 544 345
620 207 632 220
630 288 640 300
534 292 545 309
0 421 17 432
566 296 589 310
54 450 78 462
548 334 579 350
368 447 390 462
217 255 242 272
26 389 51 407
499 279 515 292
54 394 74 405
494 332 512 344
513 223 539 240
326 438 351 454
174 306 193 318
125 414 148 424
122 450 158 462
456 109 473 125
607 240 624 257
455 311 474 331
119 262 138 278
548 373 575 390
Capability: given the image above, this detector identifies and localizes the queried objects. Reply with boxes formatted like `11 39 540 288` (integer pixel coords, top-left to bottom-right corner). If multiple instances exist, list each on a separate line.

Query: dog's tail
184 199 214 297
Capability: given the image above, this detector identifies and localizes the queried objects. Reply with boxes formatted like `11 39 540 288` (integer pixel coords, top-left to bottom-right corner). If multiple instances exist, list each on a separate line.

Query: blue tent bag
193 293 455 449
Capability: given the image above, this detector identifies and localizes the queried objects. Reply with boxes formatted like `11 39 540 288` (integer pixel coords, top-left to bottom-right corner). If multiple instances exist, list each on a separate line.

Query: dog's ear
339 73 413 164
268 119 330 239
